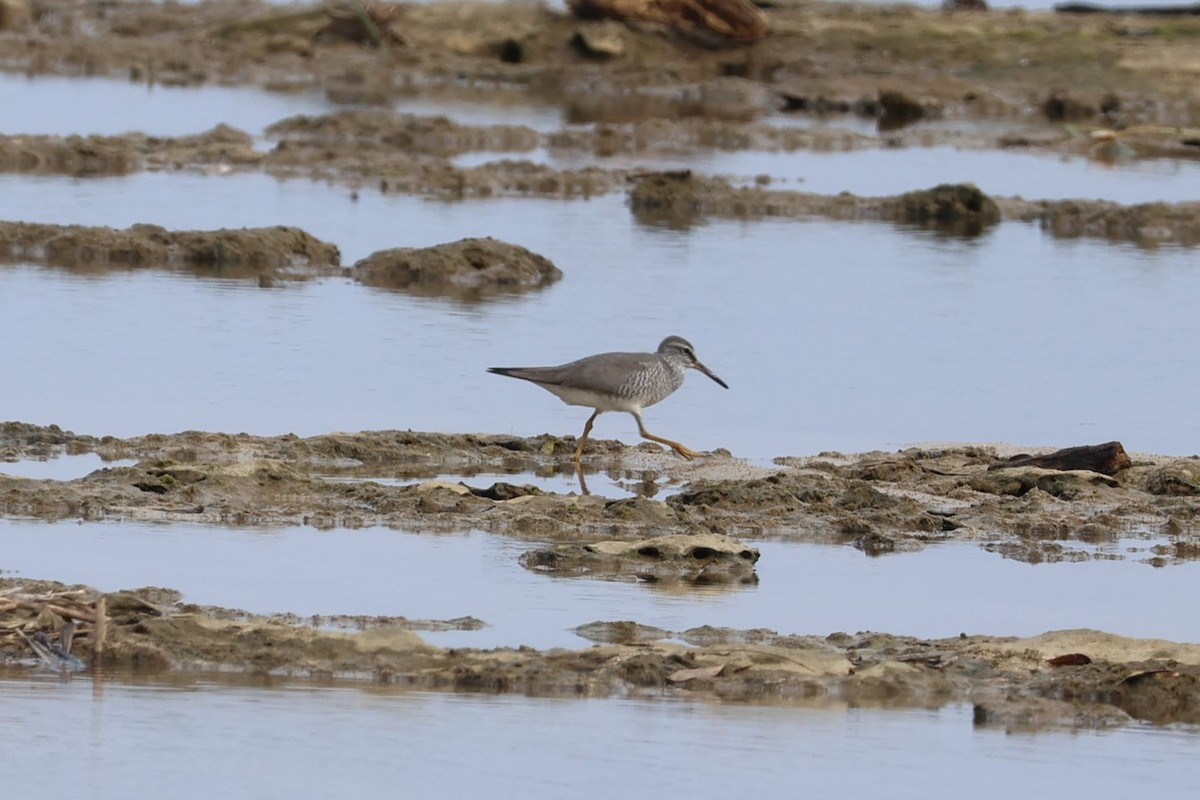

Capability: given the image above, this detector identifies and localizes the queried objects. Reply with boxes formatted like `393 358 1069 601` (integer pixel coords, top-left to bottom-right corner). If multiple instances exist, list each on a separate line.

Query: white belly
543 384 641 414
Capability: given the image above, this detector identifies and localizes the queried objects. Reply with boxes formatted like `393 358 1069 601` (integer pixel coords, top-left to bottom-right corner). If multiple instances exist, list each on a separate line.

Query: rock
877 89 931 130
1042 91 1096 122
352 237 562 298
883 183 1001 236
569 23 626 58
969 467 1119 499
1142 462 1200 496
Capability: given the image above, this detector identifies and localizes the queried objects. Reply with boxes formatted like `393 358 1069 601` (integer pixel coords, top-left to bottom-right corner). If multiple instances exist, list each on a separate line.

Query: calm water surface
3 519 1197 648
2 174 1198 460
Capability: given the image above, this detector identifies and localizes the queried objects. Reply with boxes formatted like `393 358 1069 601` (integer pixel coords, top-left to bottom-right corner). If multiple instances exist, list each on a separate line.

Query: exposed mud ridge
267 109 541 157
262 110 625 198
3 576 1199 730
0 223 562 292
628 172 1200 246
0 125 261 176
1027 198 1200 247
2 423 1198 564
0 220 341 279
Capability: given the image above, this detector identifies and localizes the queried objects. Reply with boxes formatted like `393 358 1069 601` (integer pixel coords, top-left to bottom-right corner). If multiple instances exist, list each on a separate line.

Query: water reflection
458 143 1200 203
315 467 682 500
0 73 341 138
3 674 1198 799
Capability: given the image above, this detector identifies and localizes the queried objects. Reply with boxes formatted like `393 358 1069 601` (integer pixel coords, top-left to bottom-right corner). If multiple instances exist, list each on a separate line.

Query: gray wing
489 351 657 392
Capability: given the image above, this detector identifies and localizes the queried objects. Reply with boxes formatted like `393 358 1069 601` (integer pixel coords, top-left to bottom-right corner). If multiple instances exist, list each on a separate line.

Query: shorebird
488 335 728 462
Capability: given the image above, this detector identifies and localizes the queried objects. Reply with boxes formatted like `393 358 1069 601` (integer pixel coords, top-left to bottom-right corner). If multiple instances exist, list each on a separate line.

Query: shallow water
0 453 138 481
3 173 1200 460
0 73 344 138
3 519 1196 648
6 71 1200 204
4 674 1197 800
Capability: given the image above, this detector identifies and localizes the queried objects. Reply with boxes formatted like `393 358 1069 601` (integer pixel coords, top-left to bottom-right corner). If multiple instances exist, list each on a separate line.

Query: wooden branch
47 603 96 623
988 441 1131 476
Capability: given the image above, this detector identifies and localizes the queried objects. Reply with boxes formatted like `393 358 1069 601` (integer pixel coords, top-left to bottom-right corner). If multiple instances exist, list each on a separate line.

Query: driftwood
568 0 768 44
987 441 1131 476
1056 1 1200 13
0 586 108 669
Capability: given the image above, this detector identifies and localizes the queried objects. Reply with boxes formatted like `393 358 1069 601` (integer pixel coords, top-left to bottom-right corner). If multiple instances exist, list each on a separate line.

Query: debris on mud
519 532 760 585
352 236 562 297
0 583 106 670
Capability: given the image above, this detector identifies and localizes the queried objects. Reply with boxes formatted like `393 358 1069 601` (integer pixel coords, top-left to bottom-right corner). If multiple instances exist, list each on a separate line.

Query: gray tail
487 367 557 385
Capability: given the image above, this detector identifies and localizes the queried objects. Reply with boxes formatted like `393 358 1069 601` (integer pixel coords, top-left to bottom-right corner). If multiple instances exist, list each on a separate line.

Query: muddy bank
0 125 261 176
3 576 1199 730
6 0 1200 129
1 423 1197 564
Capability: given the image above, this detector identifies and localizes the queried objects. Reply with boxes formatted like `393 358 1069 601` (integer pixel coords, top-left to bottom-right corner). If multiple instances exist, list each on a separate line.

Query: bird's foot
671 443 704 460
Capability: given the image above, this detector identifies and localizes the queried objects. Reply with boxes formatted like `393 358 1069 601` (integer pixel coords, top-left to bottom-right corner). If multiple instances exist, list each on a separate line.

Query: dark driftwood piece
1056 2 1200 13
988 441 1132 476
568 0 768 43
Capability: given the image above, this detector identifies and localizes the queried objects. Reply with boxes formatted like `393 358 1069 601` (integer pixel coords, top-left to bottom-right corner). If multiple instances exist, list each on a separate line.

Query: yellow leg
573 410 600 463
634 415 703 460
